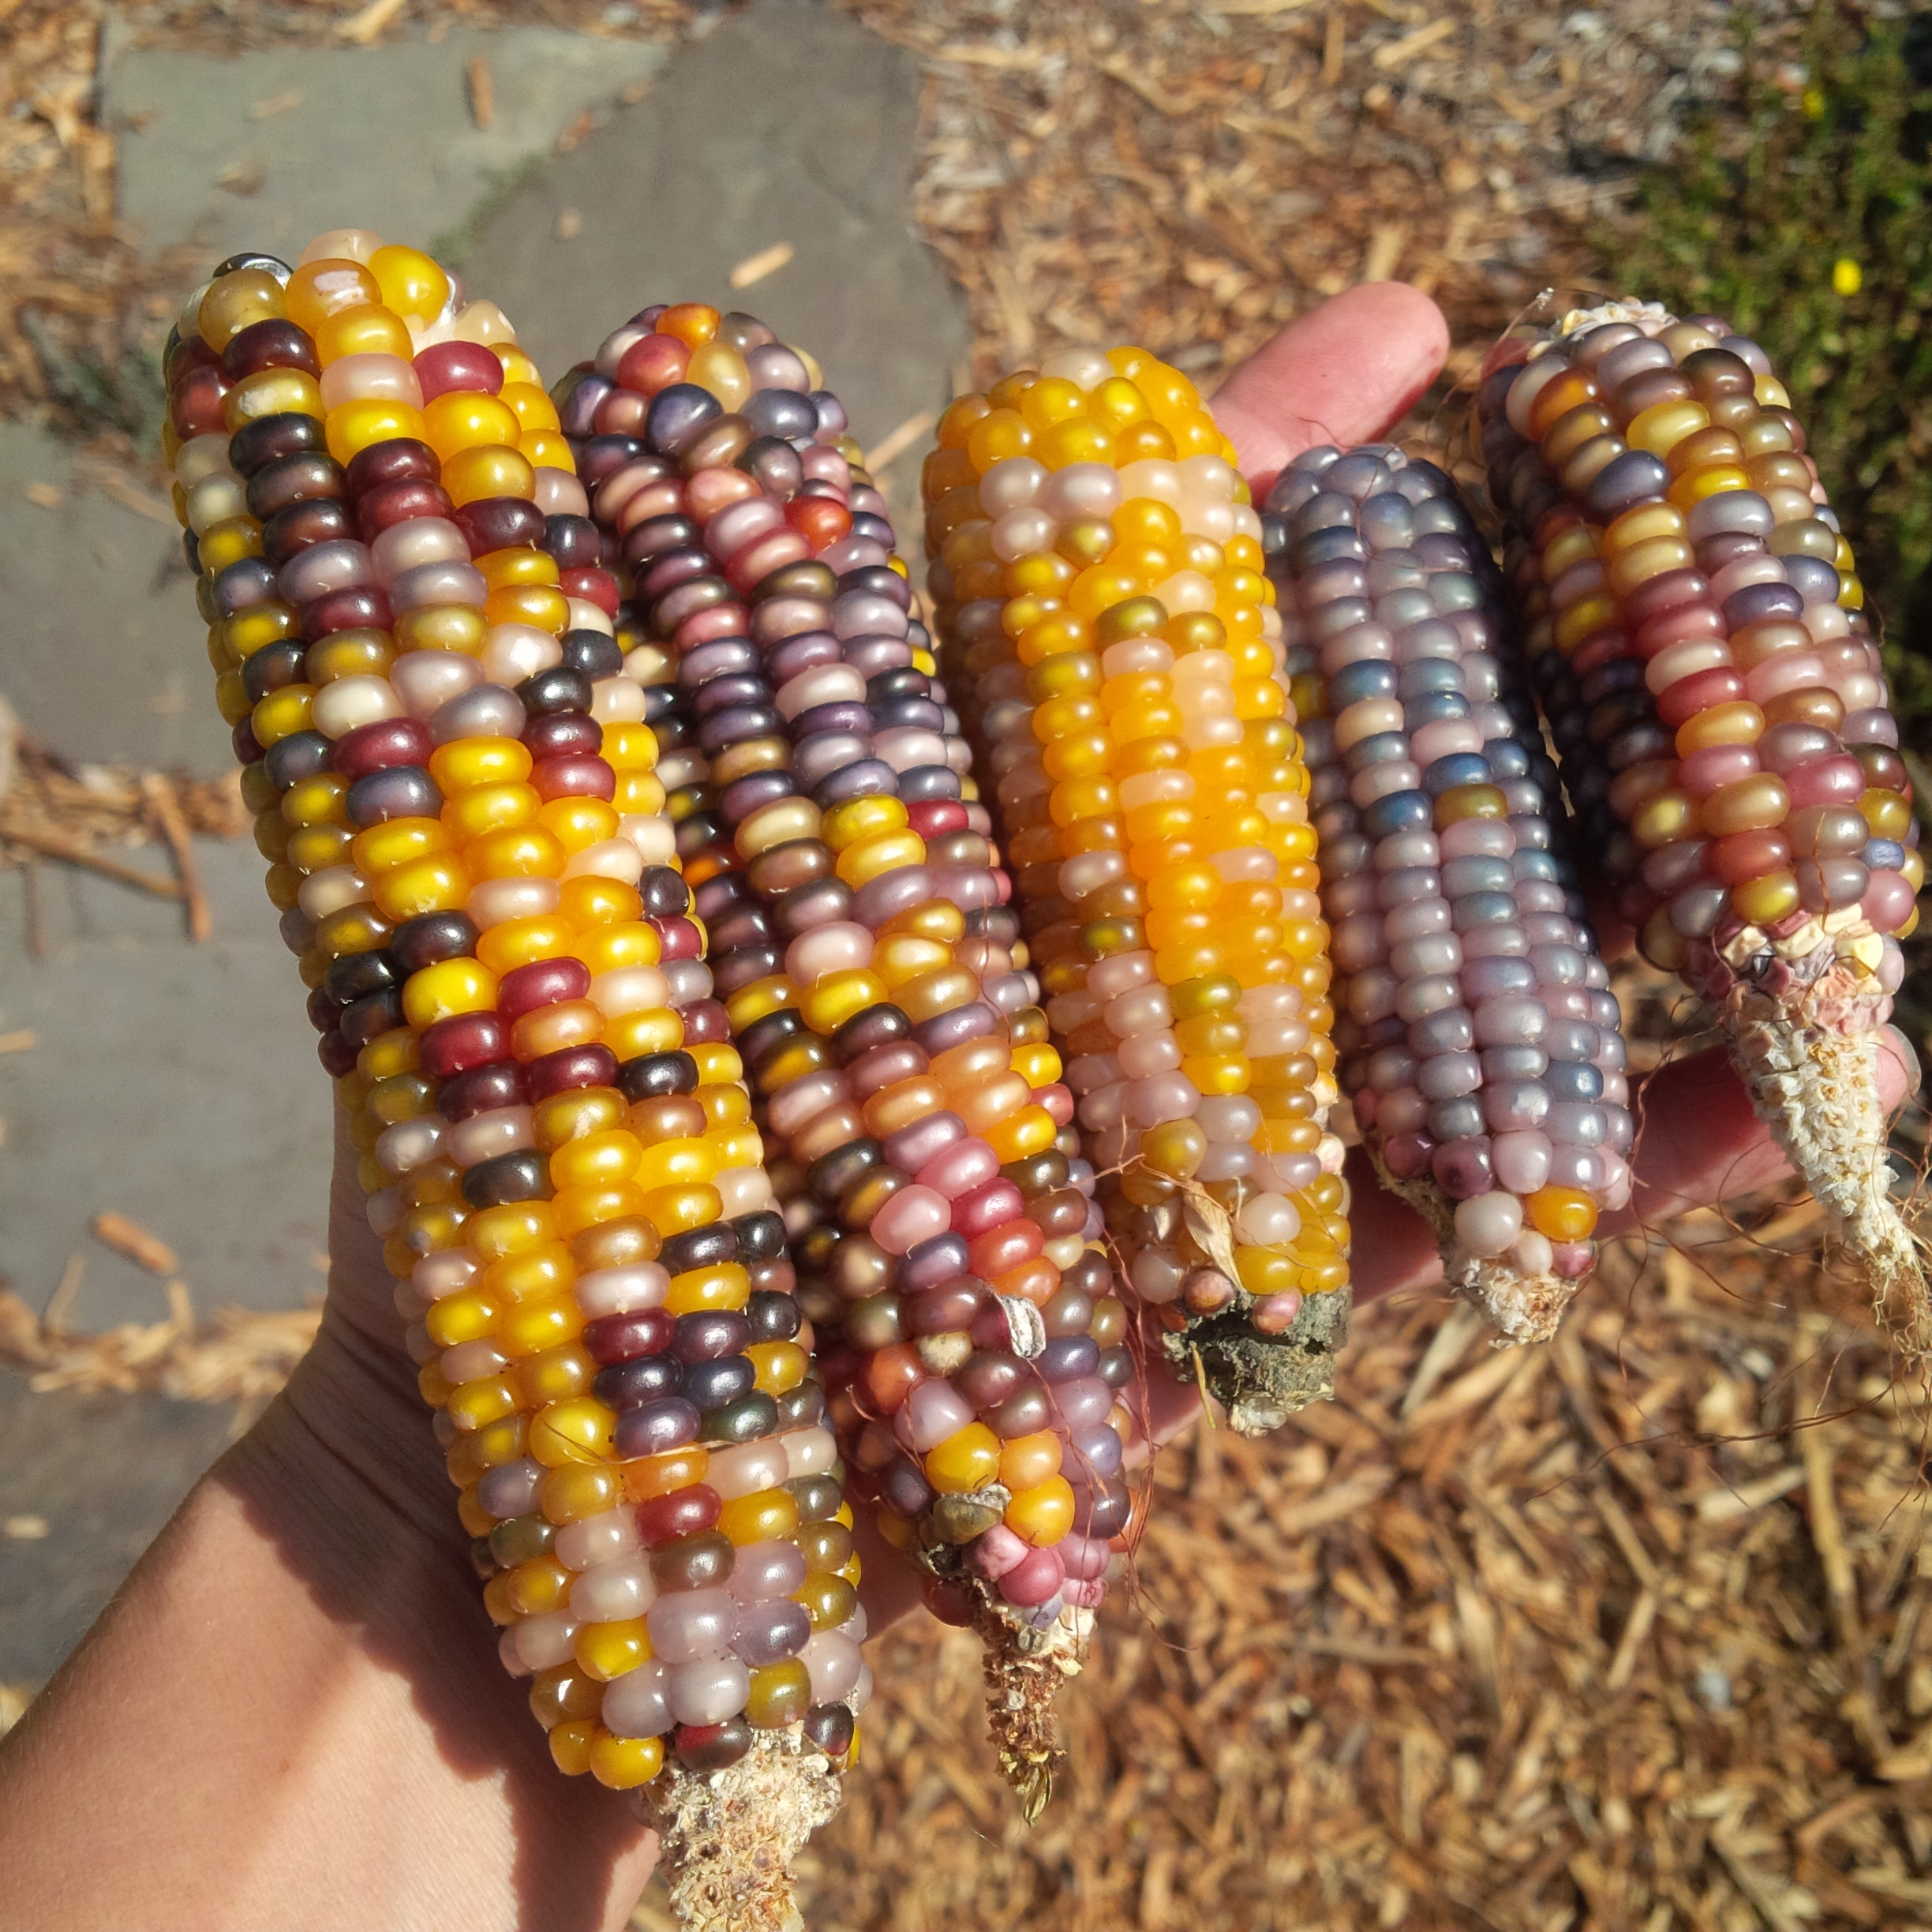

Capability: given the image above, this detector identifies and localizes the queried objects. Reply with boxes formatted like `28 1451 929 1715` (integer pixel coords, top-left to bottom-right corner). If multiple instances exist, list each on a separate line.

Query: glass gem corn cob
921 347 1353 1436
1478 298 1926 1359
556 302 1136 1818
1262 443 1634 1342
165 234 863 1930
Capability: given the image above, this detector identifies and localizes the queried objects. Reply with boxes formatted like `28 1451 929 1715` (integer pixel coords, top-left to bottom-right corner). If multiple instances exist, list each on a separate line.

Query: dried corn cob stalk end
922 345 1353 1433
1479 296 1927 1363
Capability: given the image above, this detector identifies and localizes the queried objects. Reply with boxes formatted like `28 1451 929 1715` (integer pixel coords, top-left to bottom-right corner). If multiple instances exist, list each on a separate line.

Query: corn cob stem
923 347 1353 1434
1261 443 1634 1344
562 303 1138 1810
1478 296 1928 1363
167 236 859 1923
653 1732 842 1932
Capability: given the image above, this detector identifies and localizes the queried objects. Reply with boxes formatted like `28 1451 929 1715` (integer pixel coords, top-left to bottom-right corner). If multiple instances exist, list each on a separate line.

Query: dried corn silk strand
1478 298 1927 1361
165 236 857 1929
922 346 1352 1436
1261 444 1634 1342
559 304 1137 1820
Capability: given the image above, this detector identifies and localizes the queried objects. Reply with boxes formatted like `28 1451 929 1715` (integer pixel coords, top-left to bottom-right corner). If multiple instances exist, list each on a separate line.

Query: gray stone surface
104 27 670 271
0 1369 238 1688
455 1 969 457
0 839 330 1335
0 419 231 773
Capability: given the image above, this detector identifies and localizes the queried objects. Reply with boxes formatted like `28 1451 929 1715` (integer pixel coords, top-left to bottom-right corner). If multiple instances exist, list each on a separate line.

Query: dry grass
0 730 248 948
0 1257 318 1423
0 733 246 851
760 1200 1932 1932
844 0 1807 396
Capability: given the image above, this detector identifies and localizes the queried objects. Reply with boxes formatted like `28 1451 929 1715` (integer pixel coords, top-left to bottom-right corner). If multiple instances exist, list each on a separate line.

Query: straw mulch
0 732 246 852
749 1197 1932 1932
0 1262 319 1421
0 729 248 948
844 0 1810 391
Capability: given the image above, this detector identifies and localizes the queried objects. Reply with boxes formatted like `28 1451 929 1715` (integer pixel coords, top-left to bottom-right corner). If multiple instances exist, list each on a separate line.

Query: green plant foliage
1604 2 1932 741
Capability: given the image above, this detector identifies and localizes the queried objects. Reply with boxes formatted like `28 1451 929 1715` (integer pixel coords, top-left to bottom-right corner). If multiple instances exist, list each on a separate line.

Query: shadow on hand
212 1111 659 1932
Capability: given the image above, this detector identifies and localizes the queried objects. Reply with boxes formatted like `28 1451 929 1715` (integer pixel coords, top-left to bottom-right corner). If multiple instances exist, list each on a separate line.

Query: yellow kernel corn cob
922 345 1353 1434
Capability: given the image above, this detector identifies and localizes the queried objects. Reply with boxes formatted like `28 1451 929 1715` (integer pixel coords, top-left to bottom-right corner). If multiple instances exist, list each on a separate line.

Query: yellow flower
1802 85 1826 119
1832 257 1863 298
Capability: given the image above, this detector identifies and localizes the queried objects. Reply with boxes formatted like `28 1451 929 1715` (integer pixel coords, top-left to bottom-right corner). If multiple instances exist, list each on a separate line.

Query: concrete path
0 840 330 1335
455 2 964 459
103 24 672 272
0 421 232 773
2 0 964 1693
0 1372 238 1687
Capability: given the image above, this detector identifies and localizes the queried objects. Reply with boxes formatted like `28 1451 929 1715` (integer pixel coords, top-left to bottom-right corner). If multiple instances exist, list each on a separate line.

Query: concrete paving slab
0 839 330 1333
104 26 670 269
0 1368 238 1688
455 0 969 458
0 419 231 773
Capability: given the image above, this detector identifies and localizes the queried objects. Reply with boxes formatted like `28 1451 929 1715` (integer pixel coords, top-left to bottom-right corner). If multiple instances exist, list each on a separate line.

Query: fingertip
1215 282 1451 491
1348 280 1454 364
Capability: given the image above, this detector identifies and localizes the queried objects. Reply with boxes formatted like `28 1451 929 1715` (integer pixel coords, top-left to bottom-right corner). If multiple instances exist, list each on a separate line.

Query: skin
0 284 1911 1932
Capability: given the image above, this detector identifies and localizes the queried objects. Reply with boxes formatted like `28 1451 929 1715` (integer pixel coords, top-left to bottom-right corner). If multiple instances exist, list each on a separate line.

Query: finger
851 1497 927 1633
1344 1144 1450 1305
1582 882 1637 966
325 1105 404 1343
1212 283 1451 496
1143 1369 1203 1447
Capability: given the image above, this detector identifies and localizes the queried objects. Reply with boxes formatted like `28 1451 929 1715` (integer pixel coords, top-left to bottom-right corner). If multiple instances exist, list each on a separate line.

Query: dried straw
0 1276 319 1427
760 1193 1932 1931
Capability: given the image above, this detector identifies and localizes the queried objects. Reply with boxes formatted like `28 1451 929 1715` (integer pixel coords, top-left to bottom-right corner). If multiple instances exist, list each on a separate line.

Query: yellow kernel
549 1719 597 1776
924 1422 1002 1494
587 1729 664 1789
528 1396 617 1466
1526 1186 1597 1242
716 1487 801 1545
1003 1475 1076 1546
574 1619 654 1683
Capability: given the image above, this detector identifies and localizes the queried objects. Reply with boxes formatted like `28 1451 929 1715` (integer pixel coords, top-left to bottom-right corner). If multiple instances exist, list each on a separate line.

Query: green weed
1604 2 1932 743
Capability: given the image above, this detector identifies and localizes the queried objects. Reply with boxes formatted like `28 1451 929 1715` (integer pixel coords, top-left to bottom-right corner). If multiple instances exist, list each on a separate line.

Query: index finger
1212 282 1451 497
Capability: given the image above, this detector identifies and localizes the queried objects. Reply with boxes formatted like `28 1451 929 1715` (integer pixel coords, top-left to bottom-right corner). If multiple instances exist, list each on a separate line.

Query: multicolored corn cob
556 304 1137 1817
919 348 1353 1434
1479 298 1926 1357
1261 444 1634 1342
167 234 862 1928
